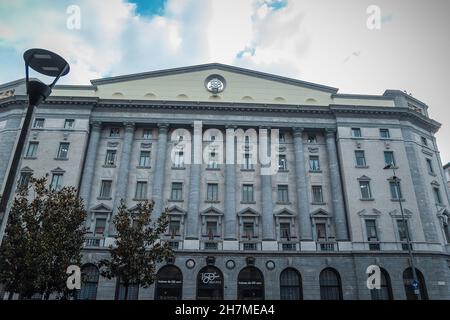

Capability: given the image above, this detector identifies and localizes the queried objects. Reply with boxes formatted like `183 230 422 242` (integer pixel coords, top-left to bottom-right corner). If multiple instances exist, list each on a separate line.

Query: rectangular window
421 136 428 146
207 183 219 201
26 142 39 158
33 118 45 128
171 182 183 200
316 223 327 240
433 187 442 204
208 152 218 168
168 220 180 237
64 119 75 129
105 150 116 166
206 221 217 239
390 181 402 199
278 154 287 170
242 184 254 202
18 172 31 190
426 158 434 174
50 173 63 191
365 219 378 241
94 218 106 235
174 151 184 168
397 220 409 241
351 128 362 138
142 129 152 139
243 222 255 239
139 151 151 167
57 142 70 159
355 151 366 167
379 129 390 139
309 155 320 171
110 128 120 137
384 151 396 166
312 186 324 203
277 185 289 203
243 153 253 170
135 181 148 199
99 180 112 198
307 134 317 143
280 223 291 239
359 181 372 199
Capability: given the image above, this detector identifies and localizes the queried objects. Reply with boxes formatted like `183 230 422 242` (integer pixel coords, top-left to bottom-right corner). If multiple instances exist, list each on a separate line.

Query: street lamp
383 163 421 299
0 48 70 244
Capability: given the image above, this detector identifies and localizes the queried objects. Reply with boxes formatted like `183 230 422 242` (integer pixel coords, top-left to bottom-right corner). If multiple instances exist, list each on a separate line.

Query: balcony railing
317 241 337 252
84 235 104 247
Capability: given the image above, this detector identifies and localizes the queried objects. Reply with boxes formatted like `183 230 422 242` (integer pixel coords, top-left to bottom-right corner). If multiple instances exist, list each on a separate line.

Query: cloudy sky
0 0 449 163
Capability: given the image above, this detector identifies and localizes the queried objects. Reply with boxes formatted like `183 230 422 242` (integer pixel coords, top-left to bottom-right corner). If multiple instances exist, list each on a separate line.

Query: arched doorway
155 265 183 300
370 268 393 300
79 264 99 300
280 268 303 300
403 267 428 300
319 268 342 300
196 266 224 300
237 266 264 300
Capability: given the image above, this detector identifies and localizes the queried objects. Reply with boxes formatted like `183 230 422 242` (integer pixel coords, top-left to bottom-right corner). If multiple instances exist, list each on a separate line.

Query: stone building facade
0 64 450 300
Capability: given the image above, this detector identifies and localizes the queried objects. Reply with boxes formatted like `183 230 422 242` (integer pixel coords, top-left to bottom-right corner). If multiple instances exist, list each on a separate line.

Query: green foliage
0 176 87 299
98 200 172 299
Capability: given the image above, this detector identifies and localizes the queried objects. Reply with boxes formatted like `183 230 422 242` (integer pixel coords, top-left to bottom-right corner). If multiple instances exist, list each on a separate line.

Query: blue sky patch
128 0 167 16
266 0 287 10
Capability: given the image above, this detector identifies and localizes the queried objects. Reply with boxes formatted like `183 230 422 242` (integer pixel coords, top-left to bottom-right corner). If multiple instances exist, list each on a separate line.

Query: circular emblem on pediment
205 74 226 94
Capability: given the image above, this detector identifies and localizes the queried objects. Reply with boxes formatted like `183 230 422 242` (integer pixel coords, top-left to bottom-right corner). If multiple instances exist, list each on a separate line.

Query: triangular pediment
82 63 336 105
200 206 224 216
310 208 331 217
274 208 296 217
90 203 112 212
167 205 187 215
237 207 260 216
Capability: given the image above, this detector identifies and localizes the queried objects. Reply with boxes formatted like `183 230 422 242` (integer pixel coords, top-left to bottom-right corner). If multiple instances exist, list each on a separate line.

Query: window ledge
311 202 326 205
355 165 369 169
241 201 256 204
309 170 322 173
102 165 116 168
54 157 69 161
132 198 148 201
205 200 220 203
206 167 220 171
276 201 291 205
241 168 255 172
385 165 399 169
391 198 405 202
97 197 112 200
136 166 151 169
351 137 363 140
277 169 289 173
24 156 37 160
171 167 186 170
168 199 184 202
360 198 375 201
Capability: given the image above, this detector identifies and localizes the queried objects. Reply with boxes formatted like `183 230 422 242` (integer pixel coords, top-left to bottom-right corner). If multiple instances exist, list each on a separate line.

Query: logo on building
201 272 221 284
205 74 226 94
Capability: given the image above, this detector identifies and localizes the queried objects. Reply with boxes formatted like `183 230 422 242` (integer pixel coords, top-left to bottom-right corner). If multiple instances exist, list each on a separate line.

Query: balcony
316 241 338 252
84 235 105 247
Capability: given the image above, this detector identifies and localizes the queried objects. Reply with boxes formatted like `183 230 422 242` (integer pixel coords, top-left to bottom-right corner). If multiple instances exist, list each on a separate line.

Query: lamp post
383 163 421 299
0 48 70 245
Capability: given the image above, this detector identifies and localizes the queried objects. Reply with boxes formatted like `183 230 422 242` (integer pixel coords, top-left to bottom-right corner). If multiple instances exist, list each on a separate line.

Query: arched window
197 266 223 300
280 268 302 300
115 278 139 300
79 264 99 300
370 268 393 300
319 268 342 300
155 265 183 300
237 266 264 300
403 268 428 300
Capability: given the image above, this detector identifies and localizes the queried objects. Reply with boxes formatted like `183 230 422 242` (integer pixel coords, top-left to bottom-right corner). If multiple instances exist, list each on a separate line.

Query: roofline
90 63 339 93
383 89 429 109
331 93 393 100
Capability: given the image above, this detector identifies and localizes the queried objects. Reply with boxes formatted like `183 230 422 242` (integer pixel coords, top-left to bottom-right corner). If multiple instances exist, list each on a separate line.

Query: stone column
186 122 202 239
260 127 275 240
79 121 102 208
325 128 349 241
113 122 135 210
152 124 169 219
293 127 313 240
224 126 237 240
